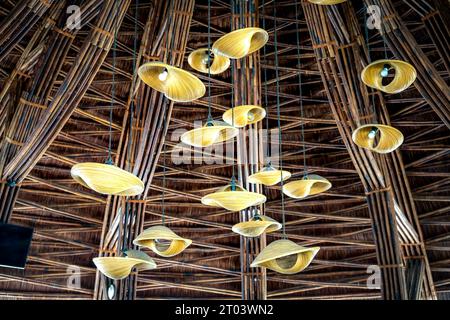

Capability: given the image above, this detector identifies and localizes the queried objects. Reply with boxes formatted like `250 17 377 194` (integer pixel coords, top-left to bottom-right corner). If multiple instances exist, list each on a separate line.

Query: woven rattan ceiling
0 0 449 300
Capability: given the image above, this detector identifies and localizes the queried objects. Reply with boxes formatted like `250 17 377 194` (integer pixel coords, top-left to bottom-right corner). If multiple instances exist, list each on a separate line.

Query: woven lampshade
201 184 266 211
138 62 205 102
93 250 156 280
71 162 144 196
352 124 404 154
250 239 319 274
361 59 416 94
180 120 239 148
133 225 192 257
222 105 266 128
283 174 331 199
212 27 269 59
188 48 230 74
248 166 291 186
232 215 281 237
308 0 347 5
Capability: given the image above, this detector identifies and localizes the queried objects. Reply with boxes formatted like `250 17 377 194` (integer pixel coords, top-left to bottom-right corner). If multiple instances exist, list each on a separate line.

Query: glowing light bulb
247 113 255 121
380 64 390 78
158 69 168 81
368 128 378 139
202 54 211 66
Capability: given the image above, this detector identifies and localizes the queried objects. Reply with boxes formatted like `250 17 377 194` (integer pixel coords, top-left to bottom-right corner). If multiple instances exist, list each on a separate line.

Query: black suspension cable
273 1 286 238
294 0 307 177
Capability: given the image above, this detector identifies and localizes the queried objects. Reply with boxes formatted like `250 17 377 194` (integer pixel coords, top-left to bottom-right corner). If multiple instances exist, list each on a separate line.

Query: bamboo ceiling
0 0 449 300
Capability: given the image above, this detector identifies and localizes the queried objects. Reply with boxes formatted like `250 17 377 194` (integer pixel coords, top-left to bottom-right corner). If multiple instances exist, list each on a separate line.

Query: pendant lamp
212 27 269 59
307 0 347 5
283 174 331 199
201 184 266 212
232 213 281 237
71 162 144 196
138 62 205 102
93 250 156 280
251 239 319 274
352 124 403 154
222 105 266 128
180 120 239 148
248 165 291 186
133 225 192 257
188 48 230 74
361 59 416 94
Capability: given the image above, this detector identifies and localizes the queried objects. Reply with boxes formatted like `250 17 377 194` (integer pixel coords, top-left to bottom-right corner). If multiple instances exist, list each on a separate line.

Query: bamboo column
303 0 408 299
94 0 195 300
231 0 267 300
0 0 104 223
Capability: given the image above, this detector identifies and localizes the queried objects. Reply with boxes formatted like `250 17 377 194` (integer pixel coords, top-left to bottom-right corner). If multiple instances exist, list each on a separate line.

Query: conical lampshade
212 27 269 59
188 48 230 74
248 166 291 186
180 120 239 148
222 105 266 128
133 225 192 257
93 250 156 280
361 59 416 94
71 162 144 196
283 174 331 199
232 215 282 237
308 0 347 5
138 62 206 102
352 124 404 154
251 239 319 274
201 184 266 211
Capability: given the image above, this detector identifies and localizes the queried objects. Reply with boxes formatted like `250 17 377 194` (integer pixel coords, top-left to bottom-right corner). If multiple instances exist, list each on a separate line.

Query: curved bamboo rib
133 225 192 257
222 105 266 128
93 250 157 280
282 174 331 199
308 0 347 5
201 184 267 212
180 121 239 147
352 124 404 154
188 48 230 74
248 166 291 186
212 27 268 59
71 162 144 196
251 240 319 274
361 59 416 94
232 215 281 237
138 62 205 102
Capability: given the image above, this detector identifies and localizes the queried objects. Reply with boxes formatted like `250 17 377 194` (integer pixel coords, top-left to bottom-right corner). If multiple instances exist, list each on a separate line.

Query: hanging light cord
363 5 377 124
273 1 286 238
107 1 119 166
261 0 270 165
294 0 307 177
207 0 212 122
230 0 237 191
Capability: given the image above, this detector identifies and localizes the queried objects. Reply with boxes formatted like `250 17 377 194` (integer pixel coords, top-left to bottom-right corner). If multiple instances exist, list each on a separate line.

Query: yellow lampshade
188 48 230 74
93 250 156 280
251 239 319 274
71 162 144 196
222 105 266 128
283 174 331 199
248 166 291 186
212 27 269 59
201 184 266 211
138 62 205 102
232 215 281 237
133 225 192 257
361 59 416 94
352 124 404 154
308 0 347 5
180 120 239 148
